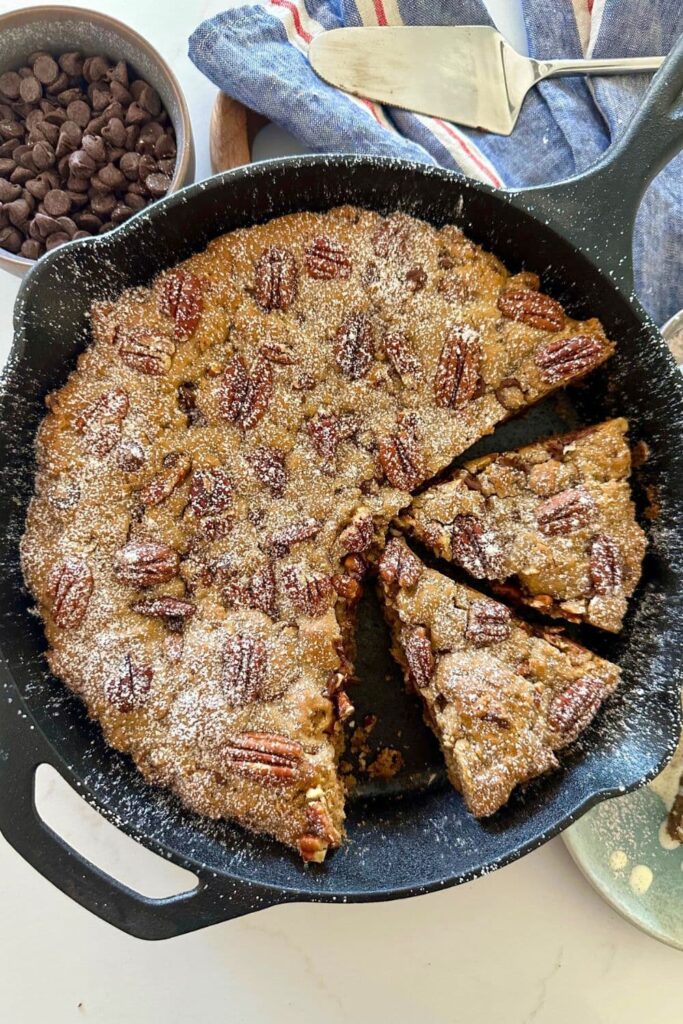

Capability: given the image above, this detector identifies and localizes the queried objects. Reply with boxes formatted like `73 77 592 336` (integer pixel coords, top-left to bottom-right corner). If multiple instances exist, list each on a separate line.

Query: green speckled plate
564 783 683 950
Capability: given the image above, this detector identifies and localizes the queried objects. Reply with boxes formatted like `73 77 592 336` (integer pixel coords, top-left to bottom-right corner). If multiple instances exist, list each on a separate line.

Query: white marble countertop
0 1 680 1020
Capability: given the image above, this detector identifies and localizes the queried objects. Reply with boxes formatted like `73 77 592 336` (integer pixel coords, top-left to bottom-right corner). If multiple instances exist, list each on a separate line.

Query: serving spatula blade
309 26 663 136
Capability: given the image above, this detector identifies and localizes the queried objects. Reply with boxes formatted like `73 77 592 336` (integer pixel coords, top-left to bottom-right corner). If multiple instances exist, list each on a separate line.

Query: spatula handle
536 55 664 80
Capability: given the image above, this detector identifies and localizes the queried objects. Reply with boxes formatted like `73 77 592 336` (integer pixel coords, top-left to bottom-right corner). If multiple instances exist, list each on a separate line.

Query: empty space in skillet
2 157 682 900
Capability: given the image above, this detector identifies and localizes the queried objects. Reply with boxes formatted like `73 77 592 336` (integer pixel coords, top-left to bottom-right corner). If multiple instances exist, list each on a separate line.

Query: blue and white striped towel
189 1 682 326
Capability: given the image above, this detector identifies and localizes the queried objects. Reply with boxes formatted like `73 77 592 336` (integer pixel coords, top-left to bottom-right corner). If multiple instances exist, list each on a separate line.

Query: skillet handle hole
34 764 197 901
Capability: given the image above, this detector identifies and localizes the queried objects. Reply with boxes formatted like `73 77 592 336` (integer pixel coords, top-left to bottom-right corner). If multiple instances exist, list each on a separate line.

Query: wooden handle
209 92 269 173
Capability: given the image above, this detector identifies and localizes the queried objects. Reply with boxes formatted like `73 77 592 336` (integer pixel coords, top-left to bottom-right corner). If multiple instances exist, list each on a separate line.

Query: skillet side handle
517 33 683 295
0 693 281 939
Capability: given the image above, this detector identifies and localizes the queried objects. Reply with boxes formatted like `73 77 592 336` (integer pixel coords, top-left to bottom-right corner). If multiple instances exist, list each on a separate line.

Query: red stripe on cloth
587 0 594 11
271 0 313 43
360 97 383 124
434 119 503 188
372 0 389 25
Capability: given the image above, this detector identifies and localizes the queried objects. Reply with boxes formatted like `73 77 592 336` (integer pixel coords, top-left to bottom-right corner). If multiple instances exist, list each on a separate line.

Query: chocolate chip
66 173 90 193
33 55 59 86
45 230 70 249
111 203 134 224
57 88 82 108
66 100 90 128
46 71 70 96
110 81 132 106
107 61 129 87
157 159 175 176
19 76 42 104
0 72 21 101
72 229 90 240
154 133 176 160
119 151 140 180
92 87 113 114
145 172 171 197
97 162 125 190
56 215 77 237
74 211 102 232
81 133 106 162
102 117 126 148
10 167 35 185
59 52 84 77
20 237 43 258
32 140 55 170
84 57 110 83
0 120 24 140
55 120 82 156
0 178 21 202
33 212 61 237
68 149 96 178
0 157 16 177
43 108 67 126
0 225 22 252
124 191 146 212
7 197 31 225
90 191 116 216
125 103 150 126
44 188 70 216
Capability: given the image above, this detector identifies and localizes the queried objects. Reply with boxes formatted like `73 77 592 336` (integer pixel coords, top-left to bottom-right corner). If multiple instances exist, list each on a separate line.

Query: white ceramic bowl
0 4 194 275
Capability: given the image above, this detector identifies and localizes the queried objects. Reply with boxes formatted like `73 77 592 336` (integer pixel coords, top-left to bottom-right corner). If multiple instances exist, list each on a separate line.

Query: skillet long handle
517 33 683 298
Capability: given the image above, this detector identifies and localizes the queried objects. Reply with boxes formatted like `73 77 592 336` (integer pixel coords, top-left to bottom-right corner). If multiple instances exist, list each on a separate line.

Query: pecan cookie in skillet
21 205 616 859
398 418 646 632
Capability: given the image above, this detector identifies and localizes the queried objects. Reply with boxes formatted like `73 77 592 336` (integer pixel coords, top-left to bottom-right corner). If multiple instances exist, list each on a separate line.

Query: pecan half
113 541 179 587
434 326 481 409
219 353 273 430
379 415 426 491
403 626 434 689
139 451 192 507
247 446 287 497
333 312 375 380
158 269 204 341
105 654 153 712
269 518 322 558
405 267 427 292
131 596 196 630
536 487 597 536
378 538 422 591
297 800 342 861
305 235 352 279
224 732 303 783
222 563 277 618
222 634 268 705
548 676 605 744
177 381 205 426
118 327 175 376
590 534 623 594
450 515 502 578
384 330 421 380
261 341 296 365
254 246 298 311
331 572 363 605
49 557 93 629
338 513 374 555
465 599 512 646
117 439 145 472
281 566 334 617
372 215 410 258
187 467 232 517
535 334 606 384
497 288 565 332
75 387 129 456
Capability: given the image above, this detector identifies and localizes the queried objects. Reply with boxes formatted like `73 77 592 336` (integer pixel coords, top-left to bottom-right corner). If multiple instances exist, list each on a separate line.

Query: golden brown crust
400 419 646 632
377 538 621 818
21 206 616 856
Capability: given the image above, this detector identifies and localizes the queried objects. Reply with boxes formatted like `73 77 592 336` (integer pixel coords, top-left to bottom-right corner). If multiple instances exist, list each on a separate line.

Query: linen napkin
189 0 682 325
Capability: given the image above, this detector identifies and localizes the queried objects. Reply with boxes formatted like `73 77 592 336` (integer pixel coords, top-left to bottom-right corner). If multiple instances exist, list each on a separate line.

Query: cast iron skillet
1 40 682 941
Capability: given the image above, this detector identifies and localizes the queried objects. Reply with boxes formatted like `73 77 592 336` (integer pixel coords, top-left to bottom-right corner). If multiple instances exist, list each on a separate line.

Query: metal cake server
309 26 664 135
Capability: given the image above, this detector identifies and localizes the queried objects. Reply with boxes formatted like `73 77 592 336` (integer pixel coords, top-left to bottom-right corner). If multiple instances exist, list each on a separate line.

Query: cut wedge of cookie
377 538 621 817
398 419 646 632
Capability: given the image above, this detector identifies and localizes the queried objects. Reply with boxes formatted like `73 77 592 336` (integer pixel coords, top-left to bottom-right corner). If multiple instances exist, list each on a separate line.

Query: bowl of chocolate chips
0 5 194 271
